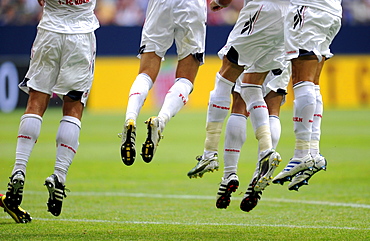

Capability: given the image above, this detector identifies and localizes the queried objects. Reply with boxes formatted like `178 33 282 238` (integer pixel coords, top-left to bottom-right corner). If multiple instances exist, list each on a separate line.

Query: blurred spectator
95 0 116 25
207 0 244 25
1 0 370 26
345 0 370 25
113 0 145 26
96 0 243 26
0 0 42 26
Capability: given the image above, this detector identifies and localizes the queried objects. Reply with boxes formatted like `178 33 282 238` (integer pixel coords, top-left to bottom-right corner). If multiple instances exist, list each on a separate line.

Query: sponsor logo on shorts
287 50 297 54
293 6 306 29
241 6 263 35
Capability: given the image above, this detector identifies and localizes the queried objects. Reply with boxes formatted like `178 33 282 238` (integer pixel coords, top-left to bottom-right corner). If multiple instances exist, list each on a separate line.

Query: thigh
24 89 51 117
139 52 162 82
242 72 269 85
175 54 200 83
314 57 326 85
231 92 248 116
219 57 245 83
291 56 318 84
62 95 84 120
264 91 284 116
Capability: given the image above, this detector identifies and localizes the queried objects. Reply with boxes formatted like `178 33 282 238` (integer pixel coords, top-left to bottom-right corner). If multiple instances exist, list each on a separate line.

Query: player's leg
223 92 248 180
44 95 83 217
240 92 288 212
285 9 341 189
121 52 161 165
6 89 49 209
218 69 286 209
311 59 325 158
240 71 271 157
187 55 244 178
141 54 199 163
240 72 282 192
288 58 327 190
240 74 283 212
125 52 161 123
273 55 318 185
310 59 327 174
158 53 200 126
265 90 284 149
216 92 246 208
202 56 244 163
273 4 341 186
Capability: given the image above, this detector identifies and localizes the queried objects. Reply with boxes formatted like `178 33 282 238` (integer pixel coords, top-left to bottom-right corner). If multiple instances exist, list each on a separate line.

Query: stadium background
0 0 369 113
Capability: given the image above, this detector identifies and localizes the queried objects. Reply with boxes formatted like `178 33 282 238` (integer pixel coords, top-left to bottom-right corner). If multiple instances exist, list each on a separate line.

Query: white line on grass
26 218 370 231
2 192 369 231
27 191 370 209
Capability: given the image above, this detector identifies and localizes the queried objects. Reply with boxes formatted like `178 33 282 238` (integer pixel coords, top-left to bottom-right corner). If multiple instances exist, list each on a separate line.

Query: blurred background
0 0 369 113
2 0 370 26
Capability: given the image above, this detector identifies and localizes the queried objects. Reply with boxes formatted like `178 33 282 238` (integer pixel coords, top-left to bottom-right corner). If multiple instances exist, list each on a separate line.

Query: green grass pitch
0 108 369 240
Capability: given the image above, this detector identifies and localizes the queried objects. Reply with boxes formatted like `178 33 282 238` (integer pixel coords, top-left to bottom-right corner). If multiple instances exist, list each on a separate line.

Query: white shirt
291 0 342 17
38 0 99 34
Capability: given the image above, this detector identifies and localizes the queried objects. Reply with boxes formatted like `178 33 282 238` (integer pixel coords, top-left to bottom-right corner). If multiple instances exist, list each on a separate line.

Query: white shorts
234 61 291 105
284 5 342 62
20 28 96 105
218 0 289 72
139 0 207 64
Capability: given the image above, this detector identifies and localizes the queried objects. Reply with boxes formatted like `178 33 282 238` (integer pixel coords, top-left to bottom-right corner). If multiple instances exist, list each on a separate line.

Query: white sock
293 81 316 158
310 85 323 157
223 114 247 179
240 83 272 156
206 73 234 122
203 122 223 158
13 114 43 175
203 73 234 158
158 78 193 129
126 73 153 121
54 116 81 184
269 115 281 149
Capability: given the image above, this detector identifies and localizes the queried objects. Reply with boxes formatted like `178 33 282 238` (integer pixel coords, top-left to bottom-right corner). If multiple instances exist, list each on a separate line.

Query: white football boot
119 119 136 166
288 154 327 191
187 154 219 178
254 149 282 192
216 173 239 209
141 116 163 163
273 154 315 185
